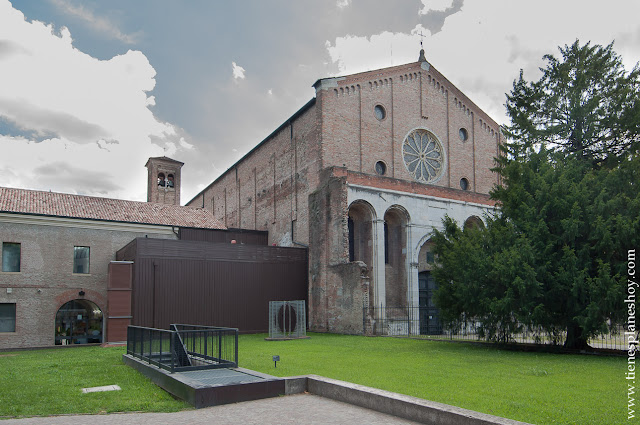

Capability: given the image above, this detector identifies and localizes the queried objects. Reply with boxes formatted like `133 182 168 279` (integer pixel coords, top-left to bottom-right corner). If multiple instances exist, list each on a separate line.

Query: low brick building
0 160 226 349
187 51 500 335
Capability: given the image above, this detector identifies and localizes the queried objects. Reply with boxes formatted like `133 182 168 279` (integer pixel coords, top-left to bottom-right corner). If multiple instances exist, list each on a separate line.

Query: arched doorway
347 200 375 309
347 201 374 267
383 206 409 308
417 239 442 335
55 299 103 345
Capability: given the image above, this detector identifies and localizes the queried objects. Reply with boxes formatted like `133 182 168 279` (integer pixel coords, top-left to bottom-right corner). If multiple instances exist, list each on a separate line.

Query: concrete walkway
2 394 421 425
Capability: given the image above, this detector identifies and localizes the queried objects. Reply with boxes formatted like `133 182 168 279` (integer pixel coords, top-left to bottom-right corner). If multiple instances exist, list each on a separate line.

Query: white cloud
232 61 246 80
178 137 194 150
49 0 139 44
336 0 351 9
0 0 192 200
326 31 418 76
419 0 453 14
326 0 640 126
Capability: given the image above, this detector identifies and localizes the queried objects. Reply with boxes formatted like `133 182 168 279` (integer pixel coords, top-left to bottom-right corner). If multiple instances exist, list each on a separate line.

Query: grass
0 346 189 418
0 334 626 424
240 333 625 425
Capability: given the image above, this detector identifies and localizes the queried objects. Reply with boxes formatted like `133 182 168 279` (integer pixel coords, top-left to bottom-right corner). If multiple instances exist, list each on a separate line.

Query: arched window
157 172 166 187
167 174 175 188
55 299 103 345
464 216 484 230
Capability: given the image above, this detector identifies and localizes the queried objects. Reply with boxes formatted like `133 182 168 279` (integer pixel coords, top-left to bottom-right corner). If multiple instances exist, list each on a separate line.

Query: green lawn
240 333 625 425
0 334 626 424
0 346 189 418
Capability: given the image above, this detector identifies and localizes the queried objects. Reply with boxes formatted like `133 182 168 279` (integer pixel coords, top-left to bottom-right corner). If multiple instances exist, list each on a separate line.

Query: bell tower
145 156 184 205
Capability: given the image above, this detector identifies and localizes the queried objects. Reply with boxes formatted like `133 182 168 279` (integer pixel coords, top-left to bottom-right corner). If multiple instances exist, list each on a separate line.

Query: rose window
402 129 444 183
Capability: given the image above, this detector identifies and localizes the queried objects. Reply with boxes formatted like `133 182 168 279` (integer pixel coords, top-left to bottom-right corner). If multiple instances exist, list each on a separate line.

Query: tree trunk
564 324 590 349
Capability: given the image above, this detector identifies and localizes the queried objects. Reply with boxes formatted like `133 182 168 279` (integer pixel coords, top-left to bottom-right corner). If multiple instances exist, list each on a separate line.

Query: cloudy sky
1 0 639 203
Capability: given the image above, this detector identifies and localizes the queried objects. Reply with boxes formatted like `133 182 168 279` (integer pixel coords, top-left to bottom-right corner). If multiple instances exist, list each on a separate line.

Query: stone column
372 218 386 315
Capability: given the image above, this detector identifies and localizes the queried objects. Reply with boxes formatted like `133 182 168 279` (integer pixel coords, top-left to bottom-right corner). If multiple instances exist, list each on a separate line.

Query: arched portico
347 200 376 308
346 183 494 335
383 205 410 308
416 237 442 334
464 215 485 230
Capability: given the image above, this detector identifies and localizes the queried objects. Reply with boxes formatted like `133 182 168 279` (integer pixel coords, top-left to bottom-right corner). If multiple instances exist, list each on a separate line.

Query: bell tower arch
145 156 184 205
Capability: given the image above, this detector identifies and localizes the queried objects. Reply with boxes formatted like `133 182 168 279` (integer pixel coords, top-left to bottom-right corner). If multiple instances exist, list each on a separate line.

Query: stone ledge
284 375 531 425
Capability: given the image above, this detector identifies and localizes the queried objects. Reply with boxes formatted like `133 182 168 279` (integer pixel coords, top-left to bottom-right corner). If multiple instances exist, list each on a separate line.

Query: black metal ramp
123 354 285 408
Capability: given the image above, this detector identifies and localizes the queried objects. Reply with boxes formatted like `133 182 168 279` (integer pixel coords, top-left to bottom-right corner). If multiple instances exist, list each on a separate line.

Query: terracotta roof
0 187 225 230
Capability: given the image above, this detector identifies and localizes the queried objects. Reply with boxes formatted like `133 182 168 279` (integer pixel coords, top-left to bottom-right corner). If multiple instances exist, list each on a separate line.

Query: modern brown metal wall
178 227 268 245
117 238 307 332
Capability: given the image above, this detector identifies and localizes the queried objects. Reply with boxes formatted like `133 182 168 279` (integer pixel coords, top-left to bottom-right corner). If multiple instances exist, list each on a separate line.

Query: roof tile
0 187 225 230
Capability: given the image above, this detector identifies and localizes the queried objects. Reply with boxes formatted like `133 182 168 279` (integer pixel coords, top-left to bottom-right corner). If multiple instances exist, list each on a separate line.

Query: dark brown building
0 157 308 349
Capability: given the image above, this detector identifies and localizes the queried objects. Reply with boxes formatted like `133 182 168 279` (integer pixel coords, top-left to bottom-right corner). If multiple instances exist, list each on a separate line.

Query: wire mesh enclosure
268 300 307 339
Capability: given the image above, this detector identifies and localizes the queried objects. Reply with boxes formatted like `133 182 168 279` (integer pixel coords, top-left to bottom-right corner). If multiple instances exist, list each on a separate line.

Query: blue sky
1 0 639 202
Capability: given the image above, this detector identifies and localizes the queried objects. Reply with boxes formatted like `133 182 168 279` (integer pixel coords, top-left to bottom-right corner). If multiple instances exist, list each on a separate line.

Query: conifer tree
433 41 640 349
504 40 640 166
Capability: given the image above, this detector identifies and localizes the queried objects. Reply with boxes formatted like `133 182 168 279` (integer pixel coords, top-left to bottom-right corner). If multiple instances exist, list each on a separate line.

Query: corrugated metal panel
116 238 137 261
129 238 308 333
135 238 305 263
179 228 268 246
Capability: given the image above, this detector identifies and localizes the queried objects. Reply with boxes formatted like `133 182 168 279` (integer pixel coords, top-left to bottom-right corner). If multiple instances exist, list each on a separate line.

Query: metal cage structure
268 300 306 339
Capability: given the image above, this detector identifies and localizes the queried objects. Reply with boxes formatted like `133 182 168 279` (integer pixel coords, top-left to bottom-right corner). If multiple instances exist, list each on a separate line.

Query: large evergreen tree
504 40 640 166
433 41 640 349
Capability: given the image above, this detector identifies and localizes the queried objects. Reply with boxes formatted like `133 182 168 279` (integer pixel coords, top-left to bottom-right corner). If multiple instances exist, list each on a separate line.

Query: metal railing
363 306 629 351
127 324 238 373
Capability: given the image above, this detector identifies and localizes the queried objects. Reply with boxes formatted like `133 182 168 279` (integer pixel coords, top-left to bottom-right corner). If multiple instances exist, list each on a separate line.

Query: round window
374 105 386 121
460 178 469 190
402 129 445 183
375 161 387 176
459 128 468 141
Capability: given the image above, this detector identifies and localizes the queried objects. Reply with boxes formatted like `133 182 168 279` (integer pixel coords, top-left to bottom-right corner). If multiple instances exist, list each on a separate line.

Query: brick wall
187 61 499 248
0 218 175 349
187 101 320 247
146 157 183 206
316 61 501 195
186 60 502 334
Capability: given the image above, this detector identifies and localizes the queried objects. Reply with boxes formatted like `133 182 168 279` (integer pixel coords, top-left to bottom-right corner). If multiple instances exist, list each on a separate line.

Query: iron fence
126 324 238 373
363 306 629 351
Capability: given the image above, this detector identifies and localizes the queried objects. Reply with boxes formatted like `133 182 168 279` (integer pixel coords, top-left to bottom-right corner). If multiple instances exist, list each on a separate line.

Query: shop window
2 242 20 272
55 299 103 345
73 246 90 274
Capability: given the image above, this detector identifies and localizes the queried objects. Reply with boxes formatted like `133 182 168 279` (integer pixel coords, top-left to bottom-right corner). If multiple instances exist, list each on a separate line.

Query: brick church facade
188 51 501 334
